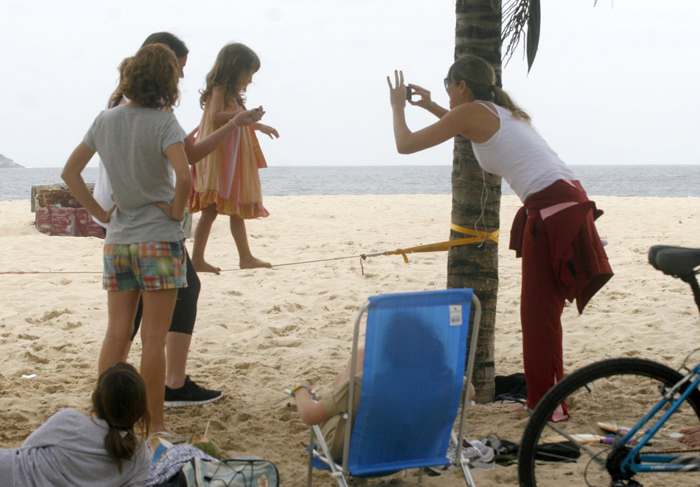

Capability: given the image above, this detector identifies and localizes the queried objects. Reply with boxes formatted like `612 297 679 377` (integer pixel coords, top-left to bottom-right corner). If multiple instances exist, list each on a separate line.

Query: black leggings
130 251 201 340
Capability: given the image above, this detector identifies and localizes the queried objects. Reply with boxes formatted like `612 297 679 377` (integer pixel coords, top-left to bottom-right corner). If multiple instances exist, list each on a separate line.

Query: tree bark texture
450 0 503 404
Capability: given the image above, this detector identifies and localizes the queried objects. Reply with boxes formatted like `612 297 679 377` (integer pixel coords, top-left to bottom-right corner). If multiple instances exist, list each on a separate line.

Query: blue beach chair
307 289 481 487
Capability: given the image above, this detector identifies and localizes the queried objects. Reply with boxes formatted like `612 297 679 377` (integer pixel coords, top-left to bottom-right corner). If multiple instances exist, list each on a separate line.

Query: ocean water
1 165 698 201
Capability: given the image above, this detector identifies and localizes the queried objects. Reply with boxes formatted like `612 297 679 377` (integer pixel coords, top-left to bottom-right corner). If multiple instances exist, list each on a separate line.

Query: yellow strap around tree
450 223 500 244
381 224 500 263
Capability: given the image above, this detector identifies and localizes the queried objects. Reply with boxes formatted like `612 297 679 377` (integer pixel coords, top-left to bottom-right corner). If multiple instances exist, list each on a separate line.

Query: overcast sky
1 0 698 168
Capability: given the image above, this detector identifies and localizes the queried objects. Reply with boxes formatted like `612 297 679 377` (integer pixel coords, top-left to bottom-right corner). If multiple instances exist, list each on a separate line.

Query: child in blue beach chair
290 312 462 464
290 348 365 463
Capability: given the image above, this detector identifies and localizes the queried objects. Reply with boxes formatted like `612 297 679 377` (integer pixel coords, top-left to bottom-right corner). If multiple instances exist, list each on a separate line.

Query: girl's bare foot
240 256 272 269
191 257 221 275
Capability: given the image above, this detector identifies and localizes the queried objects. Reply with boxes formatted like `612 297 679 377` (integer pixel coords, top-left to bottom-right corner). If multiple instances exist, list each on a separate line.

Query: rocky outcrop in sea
0 153 23 168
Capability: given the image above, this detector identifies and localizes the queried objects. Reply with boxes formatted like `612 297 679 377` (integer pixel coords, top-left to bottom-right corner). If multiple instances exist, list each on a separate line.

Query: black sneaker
164 376 223 407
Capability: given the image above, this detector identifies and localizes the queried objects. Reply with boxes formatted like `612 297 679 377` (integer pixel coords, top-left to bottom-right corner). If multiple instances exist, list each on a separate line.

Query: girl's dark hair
141 32 189 58
111 33 188 107
92 362 149 472
199 43 261 108
113 44 180 109
448 54 531 123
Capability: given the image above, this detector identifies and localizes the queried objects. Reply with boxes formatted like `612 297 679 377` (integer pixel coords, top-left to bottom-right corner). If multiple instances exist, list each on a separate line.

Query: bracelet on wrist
289 382 316 400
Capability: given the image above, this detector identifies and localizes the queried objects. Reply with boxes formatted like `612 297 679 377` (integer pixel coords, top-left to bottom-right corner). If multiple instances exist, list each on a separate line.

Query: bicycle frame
518 247 700 487
613 247 700 476
618 364 700 474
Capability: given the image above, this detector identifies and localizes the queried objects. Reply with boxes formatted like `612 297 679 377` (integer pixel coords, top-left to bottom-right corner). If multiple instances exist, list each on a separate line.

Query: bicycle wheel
518 358 700 487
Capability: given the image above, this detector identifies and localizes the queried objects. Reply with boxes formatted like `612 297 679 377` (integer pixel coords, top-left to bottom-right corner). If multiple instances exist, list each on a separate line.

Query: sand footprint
17 333 39 340
283 302 303 312
44 384 65 394
258 337 302 349
269 324 299 337
266 305 282 314
60 321 83 330
228 361 250 370
5 411 30 423
25 309 71 324
24 350 49 364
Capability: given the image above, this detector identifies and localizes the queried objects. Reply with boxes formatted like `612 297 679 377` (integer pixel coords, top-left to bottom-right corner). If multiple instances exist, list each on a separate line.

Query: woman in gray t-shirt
62 42 265 435
61 44 192 435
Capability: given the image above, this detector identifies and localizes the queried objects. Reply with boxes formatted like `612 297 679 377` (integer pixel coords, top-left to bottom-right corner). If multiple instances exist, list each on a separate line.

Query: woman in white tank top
386 55 612 415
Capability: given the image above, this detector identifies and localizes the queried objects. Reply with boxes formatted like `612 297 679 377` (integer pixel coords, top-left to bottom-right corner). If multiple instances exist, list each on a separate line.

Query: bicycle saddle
649 245 700 280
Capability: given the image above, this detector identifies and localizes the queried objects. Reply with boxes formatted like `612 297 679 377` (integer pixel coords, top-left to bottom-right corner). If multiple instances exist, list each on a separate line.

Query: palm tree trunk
450 0 502 404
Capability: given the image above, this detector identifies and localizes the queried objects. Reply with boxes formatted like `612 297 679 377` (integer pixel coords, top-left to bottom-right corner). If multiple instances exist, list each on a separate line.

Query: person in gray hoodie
0 362 150 487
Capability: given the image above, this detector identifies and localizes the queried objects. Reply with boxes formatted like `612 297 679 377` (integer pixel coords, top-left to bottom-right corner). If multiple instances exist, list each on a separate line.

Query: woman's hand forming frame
406 83 433 109
386 70 408 109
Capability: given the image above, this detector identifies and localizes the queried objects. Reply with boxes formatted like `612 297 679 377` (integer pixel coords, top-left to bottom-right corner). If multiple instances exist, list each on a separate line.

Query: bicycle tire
518 358 700 487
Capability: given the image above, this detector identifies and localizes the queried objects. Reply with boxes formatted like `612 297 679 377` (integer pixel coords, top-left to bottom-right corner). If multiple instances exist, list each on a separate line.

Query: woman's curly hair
115 44 180 109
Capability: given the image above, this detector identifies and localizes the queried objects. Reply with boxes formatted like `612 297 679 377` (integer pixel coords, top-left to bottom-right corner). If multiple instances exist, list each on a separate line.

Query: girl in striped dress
190 43 278 273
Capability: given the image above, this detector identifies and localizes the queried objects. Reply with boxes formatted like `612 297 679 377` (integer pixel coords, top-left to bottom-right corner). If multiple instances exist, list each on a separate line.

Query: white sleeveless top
470 102 575 201
92 96 128 229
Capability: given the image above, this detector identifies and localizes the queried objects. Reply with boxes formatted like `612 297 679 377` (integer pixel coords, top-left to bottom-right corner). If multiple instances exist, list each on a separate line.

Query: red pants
510 180 612 414
520 210 568 417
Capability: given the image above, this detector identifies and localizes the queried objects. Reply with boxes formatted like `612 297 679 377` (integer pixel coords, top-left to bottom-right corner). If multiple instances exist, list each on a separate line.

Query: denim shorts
103 240 188 292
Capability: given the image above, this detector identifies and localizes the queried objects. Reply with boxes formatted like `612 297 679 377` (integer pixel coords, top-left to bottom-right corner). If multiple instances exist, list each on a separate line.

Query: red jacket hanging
509 179 614 314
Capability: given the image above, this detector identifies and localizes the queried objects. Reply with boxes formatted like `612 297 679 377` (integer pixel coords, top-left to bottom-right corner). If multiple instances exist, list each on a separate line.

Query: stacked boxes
32 184 105 238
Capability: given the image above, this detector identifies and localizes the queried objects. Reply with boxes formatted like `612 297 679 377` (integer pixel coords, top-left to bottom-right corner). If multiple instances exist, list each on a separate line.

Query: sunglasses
443 77 450 90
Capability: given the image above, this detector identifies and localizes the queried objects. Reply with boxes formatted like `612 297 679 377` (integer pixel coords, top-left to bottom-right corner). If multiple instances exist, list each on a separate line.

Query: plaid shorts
103 241 188 292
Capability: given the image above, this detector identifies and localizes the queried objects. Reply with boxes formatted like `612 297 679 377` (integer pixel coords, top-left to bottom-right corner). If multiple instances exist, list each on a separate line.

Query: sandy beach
1 194 699 486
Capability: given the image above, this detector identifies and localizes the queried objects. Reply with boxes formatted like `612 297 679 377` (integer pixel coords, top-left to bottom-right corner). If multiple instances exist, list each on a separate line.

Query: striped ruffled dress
189 98 269 219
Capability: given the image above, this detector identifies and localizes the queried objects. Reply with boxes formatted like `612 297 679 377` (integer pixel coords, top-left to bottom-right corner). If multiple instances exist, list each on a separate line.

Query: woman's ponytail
103 427 138 472
492 85 531 123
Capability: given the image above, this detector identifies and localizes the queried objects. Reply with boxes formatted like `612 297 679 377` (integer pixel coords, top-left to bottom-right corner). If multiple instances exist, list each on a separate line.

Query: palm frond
502 0 600 72
526 0 540 72
501 0 540 70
